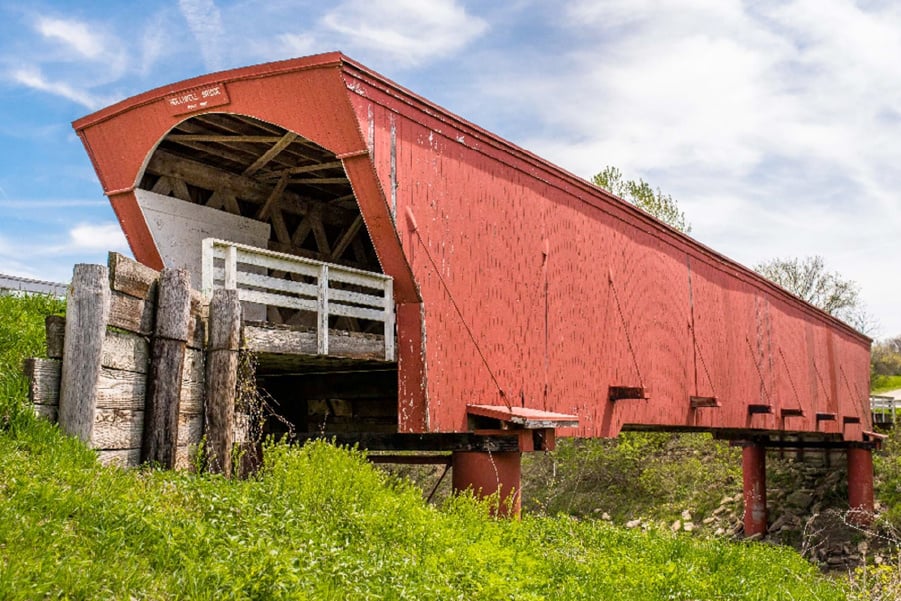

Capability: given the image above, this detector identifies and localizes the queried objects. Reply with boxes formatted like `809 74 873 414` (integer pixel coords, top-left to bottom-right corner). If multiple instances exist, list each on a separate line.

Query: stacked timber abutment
24 252 248 473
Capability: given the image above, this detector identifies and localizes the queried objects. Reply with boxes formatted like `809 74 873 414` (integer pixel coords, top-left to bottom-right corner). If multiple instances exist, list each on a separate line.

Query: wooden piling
142 268 192 468
59 264 110 443
205 288 242 476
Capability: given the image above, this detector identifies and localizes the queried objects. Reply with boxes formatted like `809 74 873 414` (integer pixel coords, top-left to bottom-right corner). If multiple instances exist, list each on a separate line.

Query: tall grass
0 293 64 427
0 294 848 599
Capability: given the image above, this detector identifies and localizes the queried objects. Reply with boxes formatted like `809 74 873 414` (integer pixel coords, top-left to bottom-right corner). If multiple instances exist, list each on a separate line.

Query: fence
201 238 395 361
870 395 901 426
0 273 68 297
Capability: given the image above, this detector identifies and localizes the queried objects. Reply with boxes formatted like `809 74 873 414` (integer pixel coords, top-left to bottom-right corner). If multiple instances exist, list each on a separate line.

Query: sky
0 0 898 337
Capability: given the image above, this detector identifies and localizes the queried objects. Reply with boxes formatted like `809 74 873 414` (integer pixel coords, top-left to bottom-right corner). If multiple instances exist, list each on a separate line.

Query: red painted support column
847 447 874 526
742 443 767 537
452 451 522 518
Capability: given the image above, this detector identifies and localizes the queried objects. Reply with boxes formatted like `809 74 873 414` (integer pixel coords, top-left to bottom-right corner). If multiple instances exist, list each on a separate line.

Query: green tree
753 255 875 334
592 165 691 234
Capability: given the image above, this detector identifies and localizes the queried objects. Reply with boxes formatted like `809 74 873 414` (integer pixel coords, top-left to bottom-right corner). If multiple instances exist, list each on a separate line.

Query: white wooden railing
871 395 901 425
201 238 395 361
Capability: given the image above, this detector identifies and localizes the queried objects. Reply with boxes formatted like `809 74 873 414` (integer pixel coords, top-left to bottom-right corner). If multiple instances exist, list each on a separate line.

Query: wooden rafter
243 132 298 176
289 177 349 185
260 160 343 180
147 151 356 226
167 135 285 143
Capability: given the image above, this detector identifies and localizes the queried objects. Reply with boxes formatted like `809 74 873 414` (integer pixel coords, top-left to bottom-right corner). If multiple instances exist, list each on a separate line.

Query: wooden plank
180 349 205 413
97 449 141 468
92 408 144 449
142 268 192 468
206 289 241 476
45 316 65 358
244 324 386 359
101 329 150 373
33 404 58 421
329 287 385 308
177 412 204 446
328 303 386 322
109 290 155 335
92 409 202 451
108 252 159 300
291 178 350 185
317 265 329 354
466 404 579 429
59 264 110 443
238 288 317 313
235 270 318 299
24 358 61 405
292 433 521 452
96 367 146 410
243 132 297 176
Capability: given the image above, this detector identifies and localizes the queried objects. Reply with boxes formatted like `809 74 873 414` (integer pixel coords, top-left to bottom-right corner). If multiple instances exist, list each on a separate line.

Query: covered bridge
71 52 874 532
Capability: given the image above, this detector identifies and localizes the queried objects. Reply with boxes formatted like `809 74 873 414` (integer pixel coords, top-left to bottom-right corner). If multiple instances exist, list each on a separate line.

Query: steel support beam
452 451 522 518
847 446 874 526
742 443 767 537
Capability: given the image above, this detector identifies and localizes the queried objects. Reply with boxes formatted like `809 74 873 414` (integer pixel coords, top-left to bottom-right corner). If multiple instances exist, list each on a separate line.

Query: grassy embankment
0 294 852 599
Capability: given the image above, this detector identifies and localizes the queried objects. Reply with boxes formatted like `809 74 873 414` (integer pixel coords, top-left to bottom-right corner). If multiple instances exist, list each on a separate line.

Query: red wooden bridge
72 52 875 534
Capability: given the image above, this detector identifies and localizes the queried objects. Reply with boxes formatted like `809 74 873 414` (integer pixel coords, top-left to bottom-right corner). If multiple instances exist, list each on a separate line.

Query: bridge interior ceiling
140 113 381 268
139 113 383 330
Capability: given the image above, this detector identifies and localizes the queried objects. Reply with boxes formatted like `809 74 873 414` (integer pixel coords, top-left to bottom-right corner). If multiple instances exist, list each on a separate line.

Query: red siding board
74 54 872 443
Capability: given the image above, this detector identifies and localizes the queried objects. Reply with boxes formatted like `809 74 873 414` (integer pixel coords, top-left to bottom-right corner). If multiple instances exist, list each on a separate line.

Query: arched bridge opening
138 112 398 441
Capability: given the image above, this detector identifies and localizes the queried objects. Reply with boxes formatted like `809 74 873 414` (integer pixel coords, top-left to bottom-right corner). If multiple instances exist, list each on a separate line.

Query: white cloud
320 0 488 66
178 0 225 71
35 16 105 59
11 67 107 109
67 222 128 252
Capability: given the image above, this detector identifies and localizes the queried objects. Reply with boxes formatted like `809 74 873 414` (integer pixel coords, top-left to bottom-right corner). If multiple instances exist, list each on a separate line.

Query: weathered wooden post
205 288 242 476
58 264 110 442
142 268 192 467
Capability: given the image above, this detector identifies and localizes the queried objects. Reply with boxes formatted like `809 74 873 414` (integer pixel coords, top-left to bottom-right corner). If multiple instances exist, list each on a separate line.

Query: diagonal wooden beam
330 215 364 261
259 160 343 180
291 216 313 247
270 208 292 245
256 174 288 221
311 211 331 255
150 176 174 195
243 132 297 176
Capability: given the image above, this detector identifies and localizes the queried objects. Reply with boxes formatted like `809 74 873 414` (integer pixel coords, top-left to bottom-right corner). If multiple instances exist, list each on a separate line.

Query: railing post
384 280 395 361
317 264 329 355
201 238 214 298
224 244 237 290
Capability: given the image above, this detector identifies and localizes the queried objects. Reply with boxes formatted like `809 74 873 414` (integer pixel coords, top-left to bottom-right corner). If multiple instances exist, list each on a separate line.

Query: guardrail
201 238 394 361
0 273 68 297
871 395 901 426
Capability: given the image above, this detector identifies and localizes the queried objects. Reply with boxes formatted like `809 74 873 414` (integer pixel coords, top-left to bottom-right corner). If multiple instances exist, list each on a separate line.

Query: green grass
0 293 849 599
872 375 901 394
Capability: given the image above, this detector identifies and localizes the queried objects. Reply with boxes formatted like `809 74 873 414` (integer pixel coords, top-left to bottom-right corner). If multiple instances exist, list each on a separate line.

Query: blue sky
1 0 899 337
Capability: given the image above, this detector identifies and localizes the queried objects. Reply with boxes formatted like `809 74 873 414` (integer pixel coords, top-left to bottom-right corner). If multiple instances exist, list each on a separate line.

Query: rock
714 527 725 537
745 532 763 541
719 496 733 506
786 490 814 510
671 520 681 532
681 509 692 521
626 519 641 529
702 517 716 525
601 512 611 521
683 521 694 532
